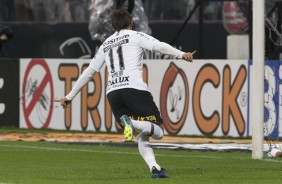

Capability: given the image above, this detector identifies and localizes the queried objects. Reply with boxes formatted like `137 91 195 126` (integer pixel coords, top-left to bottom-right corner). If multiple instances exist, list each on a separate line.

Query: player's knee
151 124 164 140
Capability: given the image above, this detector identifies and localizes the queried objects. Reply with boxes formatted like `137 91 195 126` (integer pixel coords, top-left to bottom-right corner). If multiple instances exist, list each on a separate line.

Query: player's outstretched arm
55 67 96 108
152 41 196 62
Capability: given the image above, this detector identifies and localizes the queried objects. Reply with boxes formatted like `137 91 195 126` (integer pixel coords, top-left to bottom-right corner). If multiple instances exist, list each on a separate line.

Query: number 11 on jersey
108 45 125 73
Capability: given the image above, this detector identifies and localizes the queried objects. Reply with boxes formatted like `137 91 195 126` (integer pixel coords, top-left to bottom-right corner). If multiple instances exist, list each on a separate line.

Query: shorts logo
129 115 157 122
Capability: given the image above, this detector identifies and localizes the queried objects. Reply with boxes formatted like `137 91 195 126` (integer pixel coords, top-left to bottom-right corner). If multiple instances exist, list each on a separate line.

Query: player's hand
54 97 71 109
182 50 196 62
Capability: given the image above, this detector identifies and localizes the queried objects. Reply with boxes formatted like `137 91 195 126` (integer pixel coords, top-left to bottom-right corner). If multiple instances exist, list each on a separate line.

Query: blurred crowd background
0 0 280 59
0 0 223 23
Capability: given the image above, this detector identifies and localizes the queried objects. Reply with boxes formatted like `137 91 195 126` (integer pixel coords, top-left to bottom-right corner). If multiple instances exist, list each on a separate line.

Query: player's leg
131 119 163 140
136 133 160 170
108 89 168 178
120 114 166 174
120 115 168 175
107 90 138 141
119 115 163 141
107 90 132 129
137 133 169 178
119 89 168 177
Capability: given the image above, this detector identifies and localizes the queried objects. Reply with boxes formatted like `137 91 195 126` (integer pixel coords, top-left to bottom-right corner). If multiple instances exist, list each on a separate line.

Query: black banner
3 22 228 59
0 59 19 127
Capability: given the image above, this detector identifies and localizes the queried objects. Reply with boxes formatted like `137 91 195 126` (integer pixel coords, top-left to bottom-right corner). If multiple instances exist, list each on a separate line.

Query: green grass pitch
1 141 282 184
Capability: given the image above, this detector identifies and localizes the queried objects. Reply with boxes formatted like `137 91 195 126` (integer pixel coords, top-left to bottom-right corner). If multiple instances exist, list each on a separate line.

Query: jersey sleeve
135 32 184 58
135 32 159 51
89 46 105 72
152 41 184 58
65 67 96 101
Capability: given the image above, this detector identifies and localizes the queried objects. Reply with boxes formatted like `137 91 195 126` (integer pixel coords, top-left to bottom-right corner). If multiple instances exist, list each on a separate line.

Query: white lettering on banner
252 61 282 139
0 78 5 114
279 65 282 137
264 65 276 135
261 62 282 138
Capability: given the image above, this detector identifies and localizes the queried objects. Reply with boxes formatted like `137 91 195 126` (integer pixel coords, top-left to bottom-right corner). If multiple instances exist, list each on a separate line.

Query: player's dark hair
111 9 132 31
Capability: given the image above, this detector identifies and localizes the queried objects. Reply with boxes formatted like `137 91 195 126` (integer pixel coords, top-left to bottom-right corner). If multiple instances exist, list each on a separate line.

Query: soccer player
55 9 195 178
267 147 282 158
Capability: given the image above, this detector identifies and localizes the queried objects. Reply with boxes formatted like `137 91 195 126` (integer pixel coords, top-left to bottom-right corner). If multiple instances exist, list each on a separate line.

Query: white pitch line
0 144 139 155
0 144 225 159
261 158 282 163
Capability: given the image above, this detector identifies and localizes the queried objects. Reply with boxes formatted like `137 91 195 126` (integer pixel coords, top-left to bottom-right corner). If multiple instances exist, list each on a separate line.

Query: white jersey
65 29 184 101
89 29 158 94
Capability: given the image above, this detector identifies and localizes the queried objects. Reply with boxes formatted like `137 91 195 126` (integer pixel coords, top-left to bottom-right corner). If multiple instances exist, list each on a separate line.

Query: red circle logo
22 59 54 128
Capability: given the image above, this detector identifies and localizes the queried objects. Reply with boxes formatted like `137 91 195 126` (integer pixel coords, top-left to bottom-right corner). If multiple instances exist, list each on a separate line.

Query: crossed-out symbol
22 59 54 128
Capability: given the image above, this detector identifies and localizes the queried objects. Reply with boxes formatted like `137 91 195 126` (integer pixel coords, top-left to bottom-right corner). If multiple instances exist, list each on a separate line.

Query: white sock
131 120 163 140
136 133 161 172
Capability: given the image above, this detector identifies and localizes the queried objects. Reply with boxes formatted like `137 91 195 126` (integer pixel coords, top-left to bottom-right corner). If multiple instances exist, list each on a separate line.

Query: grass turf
0 141 282 183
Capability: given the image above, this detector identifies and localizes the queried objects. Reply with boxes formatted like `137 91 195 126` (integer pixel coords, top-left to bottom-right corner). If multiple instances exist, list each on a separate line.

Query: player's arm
137 32 196 62
153 42 196 62
55 67 96 108
55 47 105 108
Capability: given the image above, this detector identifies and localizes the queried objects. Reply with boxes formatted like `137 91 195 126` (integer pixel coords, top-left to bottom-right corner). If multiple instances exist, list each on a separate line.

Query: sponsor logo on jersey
111 71 124 78
103 39 129 53
103 34 129 46
108 76 129 86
